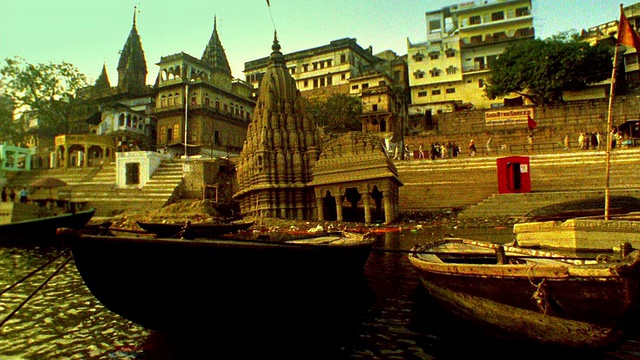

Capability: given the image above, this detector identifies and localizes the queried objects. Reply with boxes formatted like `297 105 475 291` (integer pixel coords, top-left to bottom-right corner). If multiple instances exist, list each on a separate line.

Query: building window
327 76 332 86
320 78 325 87
160 95 167 107
173 123 180 139
445 49 456 58
414 71 425 79
393 70 400 81
491 11 504 21
446 88 455 94
340 54 347 64
313 79 318 88
429 69 441 77
429 52 440 60
429 19 441 33
303 64 309 72
516 7 530 17
372 104 378 111
432 89 441 95
327 59 332 67
118 114 125 127
362 83 369 90
479 79 485 88
341 73 346 80
412 52 425 62
417 91 427 97
214 130 220 145
469 15 481 25
160 125 167 142
446 66 457 75
304 80 309 87
312 62 318 70
470 35 483 44
290 67 296 74
352 85 359 90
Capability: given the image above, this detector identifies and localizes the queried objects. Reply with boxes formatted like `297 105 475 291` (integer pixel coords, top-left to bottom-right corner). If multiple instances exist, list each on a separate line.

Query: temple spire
133 6 137 29
117 7 148 94
201 16 232 76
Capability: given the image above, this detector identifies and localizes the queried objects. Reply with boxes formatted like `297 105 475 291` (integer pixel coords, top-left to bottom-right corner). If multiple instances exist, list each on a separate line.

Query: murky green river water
1 226 639 359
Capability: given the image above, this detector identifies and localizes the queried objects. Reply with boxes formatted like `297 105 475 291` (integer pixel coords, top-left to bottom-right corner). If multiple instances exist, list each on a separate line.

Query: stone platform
513 218 640 251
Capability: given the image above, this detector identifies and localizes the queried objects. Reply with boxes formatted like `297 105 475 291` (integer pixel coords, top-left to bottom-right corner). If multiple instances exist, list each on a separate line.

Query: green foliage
0 56 87 138
486 33 614 105
0 96 21 144
304 93 362 133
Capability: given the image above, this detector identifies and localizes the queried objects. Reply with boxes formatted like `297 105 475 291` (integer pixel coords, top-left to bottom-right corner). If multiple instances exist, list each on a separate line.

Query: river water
1 226 640 359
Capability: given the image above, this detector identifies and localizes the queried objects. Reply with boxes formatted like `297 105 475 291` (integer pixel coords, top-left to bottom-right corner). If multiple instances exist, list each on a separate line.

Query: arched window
160 95 167 107
118 114 125 127
168 94 174 106
126 114 132 127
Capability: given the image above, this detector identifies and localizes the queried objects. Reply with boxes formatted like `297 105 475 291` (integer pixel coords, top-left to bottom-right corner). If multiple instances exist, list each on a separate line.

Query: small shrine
234 34 321 220
309 132 402 224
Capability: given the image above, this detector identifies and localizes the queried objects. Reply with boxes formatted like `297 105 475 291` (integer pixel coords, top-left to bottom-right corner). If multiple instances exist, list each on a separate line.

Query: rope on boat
0 249 69 297
0 255 72 328
527 265 549 314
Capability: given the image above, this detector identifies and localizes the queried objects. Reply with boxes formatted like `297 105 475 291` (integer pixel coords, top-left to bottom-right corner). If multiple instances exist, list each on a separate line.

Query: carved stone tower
117 8 148 94
234 34 321 220
201 17 232 76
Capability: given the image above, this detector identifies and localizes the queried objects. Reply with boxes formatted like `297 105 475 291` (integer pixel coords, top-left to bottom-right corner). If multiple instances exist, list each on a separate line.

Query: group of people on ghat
0 187 28 203
402 141 463 160
575 131 603 151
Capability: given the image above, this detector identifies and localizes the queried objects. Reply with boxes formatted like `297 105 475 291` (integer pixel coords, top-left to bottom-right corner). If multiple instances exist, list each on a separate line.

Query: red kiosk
496 156 531 193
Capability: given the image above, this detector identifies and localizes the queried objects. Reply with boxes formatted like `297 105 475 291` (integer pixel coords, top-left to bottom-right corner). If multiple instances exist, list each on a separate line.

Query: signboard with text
485 108 534 127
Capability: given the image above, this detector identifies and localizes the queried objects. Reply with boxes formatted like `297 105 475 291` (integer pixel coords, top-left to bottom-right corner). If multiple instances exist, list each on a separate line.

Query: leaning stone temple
234 34 321 220
309 132 402 224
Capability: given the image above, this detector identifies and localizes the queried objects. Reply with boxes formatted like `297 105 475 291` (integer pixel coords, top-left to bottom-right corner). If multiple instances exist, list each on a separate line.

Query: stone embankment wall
405 95 640 156
394 148 640 214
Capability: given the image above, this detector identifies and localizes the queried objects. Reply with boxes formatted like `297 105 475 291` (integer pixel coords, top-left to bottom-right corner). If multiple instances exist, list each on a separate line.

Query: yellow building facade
408 0 534 115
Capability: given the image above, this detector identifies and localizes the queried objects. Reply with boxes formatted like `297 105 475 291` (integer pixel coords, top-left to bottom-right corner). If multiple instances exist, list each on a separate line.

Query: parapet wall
406 95 640 155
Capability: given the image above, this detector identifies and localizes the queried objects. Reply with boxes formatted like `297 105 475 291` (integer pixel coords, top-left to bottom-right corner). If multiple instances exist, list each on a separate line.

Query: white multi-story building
408 0 534 116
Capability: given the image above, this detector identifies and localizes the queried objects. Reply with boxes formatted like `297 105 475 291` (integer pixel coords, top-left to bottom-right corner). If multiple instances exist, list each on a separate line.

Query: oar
0 255 72 328
0 250 69 297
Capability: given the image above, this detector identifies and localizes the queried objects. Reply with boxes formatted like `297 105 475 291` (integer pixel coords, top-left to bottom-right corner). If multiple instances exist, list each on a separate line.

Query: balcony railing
461 28 534 48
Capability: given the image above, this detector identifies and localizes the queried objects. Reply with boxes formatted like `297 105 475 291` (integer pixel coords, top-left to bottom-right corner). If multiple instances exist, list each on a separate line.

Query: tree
485 33 614 105
0 95 21 144
304 93 362 133
0 56 88 138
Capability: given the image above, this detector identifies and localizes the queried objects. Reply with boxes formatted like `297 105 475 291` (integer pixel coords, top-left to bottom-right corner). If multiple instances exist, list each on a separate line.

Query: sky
0 0 629 85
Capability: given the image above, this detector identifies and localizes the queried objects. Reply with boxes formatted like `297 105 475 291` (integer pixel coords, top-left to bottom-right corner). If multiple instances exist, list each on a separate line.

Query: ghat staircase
4 161 184 217
395 148 640 220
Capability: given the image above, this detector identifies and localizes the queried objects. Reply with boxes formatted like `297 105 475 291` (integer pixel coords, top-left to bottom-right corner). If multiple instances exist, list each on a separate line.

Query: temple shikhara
235 34 402 224
234 34 321 220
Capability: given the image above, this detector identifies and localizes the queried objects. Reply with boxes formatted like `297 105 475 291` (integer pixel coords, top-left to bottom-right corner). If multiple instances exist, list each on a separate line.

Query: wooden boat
408 238 640 348
0 208 95 245
56 228 375 336
136 220 254 239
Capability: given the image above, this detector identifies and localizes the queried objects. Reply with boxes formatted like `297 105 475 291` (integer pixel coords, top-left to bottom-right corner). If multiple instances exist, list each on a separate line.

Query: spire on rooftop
201 16 232 76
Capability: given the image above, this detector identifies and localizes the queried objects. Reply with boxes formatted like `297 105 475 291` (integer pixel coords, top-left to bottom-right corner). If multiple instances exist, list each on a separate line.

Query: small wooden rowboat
57 228 375 336
408 238 640 348
136 220 254 239
0 208 96 246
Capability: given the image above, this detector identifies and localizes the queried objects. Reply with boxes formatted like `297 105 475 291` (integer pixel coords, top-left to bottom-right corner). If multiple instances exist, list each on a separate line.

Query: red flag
527 114 537 130
618 7 640 52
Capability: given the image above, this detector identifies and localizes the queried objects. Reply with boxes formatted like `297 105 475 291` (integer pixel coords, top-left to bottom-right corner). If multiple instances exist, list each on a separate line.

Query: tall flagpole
604 36 621 220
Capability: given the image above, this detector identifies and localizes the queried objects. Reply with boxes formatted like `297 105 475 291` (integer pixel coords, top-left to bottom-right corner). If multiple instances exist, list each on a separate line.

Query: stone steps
398 148 640 216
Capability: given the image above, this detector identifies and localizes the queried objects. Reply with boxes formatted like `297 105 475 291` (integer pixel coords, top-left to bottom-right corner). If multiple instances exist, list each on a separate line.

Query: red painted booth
496 156 531 194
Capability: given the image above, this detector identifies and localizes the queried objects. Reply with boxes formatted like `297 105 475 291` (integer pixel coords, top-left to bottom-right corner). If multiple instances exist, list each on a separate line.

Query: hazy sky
0 0 627 85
